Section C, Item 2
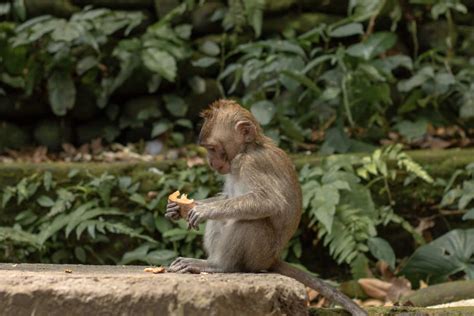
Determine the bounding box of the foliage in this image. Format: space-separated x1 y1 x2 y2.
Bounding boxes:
1 0 473 152
0 166 221 265
401 228 474 284
441 162 474 220
0 4 195 146
298 145 431 270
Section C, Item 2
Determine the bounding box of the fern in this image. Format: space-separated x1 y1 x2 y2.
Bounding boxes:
0 227 40 248
357 144 433 183
318 205 376 264
397 152 433 183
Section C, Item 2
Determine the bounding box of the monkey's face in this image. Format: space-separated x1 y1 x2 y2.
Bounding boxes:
203 142 231 174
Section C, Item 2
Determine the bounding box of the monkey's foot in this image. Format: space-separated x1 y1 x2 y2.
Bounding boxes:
168 257 207 274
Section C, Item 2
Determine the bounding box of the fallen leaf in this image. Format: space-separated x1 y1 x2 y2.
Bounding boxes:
64 269 73 273
362 299 384 307
358 278 391 299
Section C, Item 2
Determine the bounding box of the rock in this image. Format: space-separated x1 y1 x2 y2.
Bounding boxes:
0 263 307 316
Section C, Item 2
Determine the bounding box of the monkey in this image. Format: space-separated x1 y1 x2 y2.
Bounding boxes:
165 99 367 316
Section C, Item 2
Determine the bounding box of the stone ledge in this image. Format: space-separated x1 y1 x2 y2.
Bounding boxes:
0 263 307 316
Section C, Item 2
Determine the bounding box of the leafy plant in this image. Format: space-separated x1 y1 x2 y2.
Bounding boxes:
441 163 474 220
299 145 431 271
0 164 221 264
401 228 474 284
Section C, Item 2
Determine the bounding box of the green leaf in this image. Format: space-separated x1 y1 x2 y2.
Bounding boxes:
47 71 76 116
188 76 206 94
463 209 474 221
243 0 264 37
37 196 55 207
141 48 177 82
351 253 370 279
460 84 474 119
192 57 218 68
279 116 305 142
311 186 340 233
292 241 302 258
68 169 80 178
74 246 87 263
155 216 173 234
397 66 434 92
251 100 276 125
164 94 188 117
2 188 14 208
199 41 220 56
146 249 177 265
151 121 170 137
129 193 147 206
76 56 98 75
401 229 474 283
0 227 39 247
395 120 428 141
346 32 397 60
329 23 364 38
176 119 193 129
174 24 192 39
38 213 69 244
368 237 396 269
119 244 150 265
43 171 53 191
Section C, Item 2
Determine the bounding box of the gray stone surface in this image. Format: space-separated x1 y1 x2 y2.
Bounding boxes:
0 263 307 316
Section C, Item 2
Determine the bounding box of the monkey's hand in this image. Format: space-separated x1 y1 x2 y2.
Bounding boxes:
168 257 206 273
165 201 181 221
187 205 210 230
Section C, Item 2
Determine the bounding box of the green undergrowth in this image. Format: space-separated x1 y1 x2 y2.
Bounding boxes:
0 147 473 287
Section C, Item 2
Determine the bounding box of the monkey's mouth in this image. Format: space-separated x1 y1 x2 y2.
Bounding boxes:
217 164 230 174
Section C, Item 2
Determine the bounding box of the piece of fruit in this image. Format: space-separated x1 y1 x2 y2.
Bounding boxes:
168 190 196 218
144 267 166 274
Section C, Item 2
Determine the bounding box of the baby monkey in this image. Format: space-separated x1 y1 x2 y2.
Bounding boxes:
166 99 367 316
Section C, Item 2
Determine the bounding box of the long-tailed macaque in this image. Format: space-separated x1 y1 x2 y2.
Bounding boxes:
165 100 367 316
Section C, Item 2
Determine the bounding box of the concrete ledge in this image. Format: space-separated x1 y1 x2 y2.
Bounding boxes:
0 263 307 316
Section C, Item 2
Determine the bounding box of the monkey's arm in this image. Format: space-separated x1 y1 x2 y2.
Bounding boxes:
187 189 282 228
196 193 228 204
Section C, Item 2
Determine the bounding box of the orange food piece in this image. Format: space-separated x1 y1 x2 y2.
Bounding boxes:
144 267 166 274
168 190 196 218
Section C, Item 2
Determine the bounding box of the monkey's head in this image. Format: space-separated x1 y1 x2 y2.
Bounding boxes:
198 99 262 174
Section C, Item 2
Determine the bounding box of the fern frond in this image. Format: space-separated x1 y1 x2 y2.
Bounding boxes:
397 153 433 183
0 227 40 247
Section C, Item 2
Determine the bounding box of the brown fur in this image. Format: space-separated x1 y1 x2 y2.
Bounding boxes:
167 100 367 316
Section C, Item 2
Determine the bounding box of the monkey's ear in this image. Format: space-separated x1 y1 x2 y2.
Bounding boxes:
235 121 256 143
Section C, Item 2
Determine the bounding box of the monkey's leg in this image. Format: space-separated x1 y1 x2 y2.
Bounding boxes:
168 257 224 274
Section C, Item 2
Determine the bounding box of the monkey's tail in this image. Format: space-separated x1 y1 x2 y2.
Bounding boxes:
271 261 368 316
